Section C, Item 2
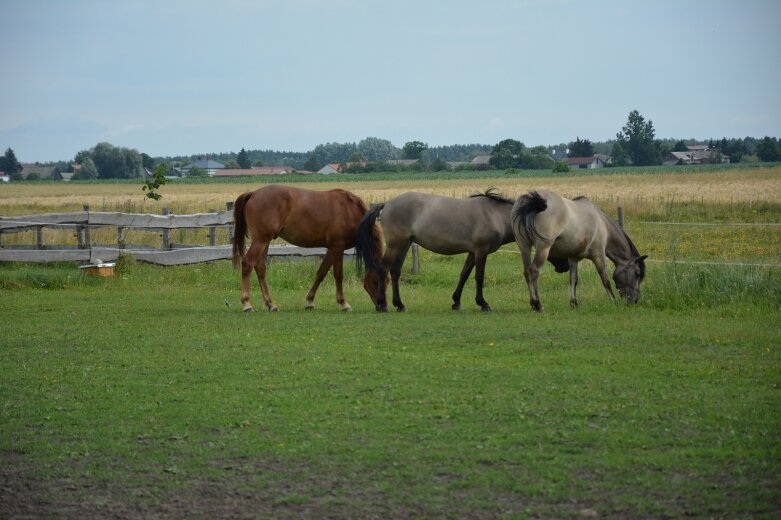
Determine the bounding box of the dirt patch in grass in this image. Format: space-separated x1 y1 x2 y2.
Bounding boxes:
0 452 535 519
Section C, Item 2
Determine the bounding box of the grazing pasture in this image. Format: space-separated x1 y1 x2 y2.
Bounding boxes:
1 166 780 518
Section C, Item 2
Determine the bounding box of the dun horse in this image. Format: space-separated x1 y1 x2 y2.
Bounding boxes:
355 189 515 312
232 185 383 312
512 190 647 311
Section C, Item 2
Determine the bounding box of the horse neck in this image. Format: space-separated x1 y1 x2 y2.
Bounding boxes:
499 202 516 243
602 212 635 266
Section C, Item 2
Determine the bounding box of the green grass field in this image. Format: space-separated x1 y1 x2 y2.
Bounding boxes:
2 169 781 518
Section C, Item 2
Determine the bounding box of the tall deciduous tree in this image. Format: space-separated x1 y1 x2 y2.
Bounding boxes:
613 110 661 166
402 141 428 160
489 138 524 169
568 137 594 157
756 136 780 162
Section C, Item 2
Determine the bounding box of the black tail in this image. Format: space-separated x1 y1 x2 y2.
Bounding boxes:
354 203 385 276
232 192 252 268
512 191 548 244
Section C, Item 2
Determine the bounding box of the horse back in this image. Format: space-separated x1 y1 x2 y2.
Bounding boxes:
242 185 366 248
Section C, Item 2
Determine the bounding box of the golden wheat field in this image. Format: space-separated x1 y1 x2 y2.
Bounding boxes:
1 166 780 216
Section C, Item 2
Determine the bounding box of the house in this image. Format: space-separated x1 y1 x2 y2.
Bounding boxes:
663 146 729 166
470 155 492 170
213 167 295 178
1 173 9 183
387 159 419 168
567 156 606 169
21 163 58 180
318 163 341 174
550 149 569 161
179 158 225 177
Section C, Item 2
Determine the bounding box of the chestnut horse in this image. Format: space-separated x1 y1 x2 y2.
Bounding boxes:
232 185 383 312
354 189 515 312
512 190 647 312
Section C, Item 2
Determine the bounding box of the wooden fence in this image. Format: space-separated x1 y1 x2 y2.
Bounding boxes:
0 203 360 266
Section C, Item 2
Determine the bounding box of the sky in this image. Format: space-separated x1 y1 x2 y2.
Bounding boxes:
2 0 780 163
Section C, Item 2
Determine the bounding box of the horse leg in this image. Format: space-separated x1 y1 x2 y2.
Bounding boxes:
568 259 579 308
474 251 492 312
330 248 352 312
528 245 551 312
240 242 260 312
387 243 411 312
304 249 334 310
451 253 475 310
254 243 278 311
592 255 617 302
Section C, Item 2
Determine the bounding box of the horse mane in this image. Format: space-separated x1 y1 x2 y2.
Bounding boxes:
354 203 386 276
469 187 514 205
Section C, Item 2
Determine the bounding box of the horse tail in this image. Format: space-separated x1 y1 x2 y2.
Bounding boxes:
232 192 253 268
512 191 548 243
354 203 385 276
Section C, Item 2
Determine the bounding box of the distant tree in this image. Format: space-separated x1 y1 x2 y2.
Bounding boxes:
303 155 319 172
490 139 525 169
348 151 366 164
756 136 780 162
252 159 264 167
402 141 428 160
72 157 98 180
141 153 155 170
613 110 660 166
358 137 398 161
187 166 208 177
568 137 594 157
727 139 746 163
224 160 240 169
553 160 570 173
237 148 251 169
672 140 688 152
85 142 143 179
430 157 450 172
0 148 22 175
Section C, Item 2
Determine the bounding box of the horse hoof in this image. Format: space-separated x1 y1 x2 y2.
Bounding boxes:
375 305 388 313
243 307 255 313
268 305 279 312
396 306 407 312
481 305 492 312
342 305 352 312
451 303 461 311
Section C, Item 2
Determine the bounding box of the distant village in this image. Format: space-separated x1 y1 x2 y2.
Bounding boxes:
1 144 730 183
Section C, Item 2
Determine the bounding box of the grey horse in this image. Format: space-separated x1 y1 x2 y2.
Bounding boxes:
355 189 515 312
512 190 647 312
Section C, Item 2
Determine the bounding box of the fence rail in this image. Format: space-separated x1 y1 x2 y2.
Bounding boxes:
0 204 357 266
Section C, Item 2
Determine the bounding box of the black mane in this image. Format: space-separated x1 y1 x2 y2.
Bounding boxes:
469 187 514 205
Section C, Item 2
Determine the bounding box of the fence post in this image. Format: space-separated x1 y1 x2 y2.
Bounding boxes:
162 208 171 249
117 227 125 249
36 226 44 250
411 243 420 274
226 201 234 243
78 204 91 249
617 207 624 230
208 208 217 246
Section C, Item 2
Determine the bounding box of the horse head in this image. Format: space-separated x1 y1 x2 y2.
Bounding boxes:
612 255 648 304
363 270 389 312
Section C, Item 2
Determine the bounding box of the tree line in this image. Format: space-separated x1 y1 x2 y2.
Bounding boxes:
3 110 780 180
